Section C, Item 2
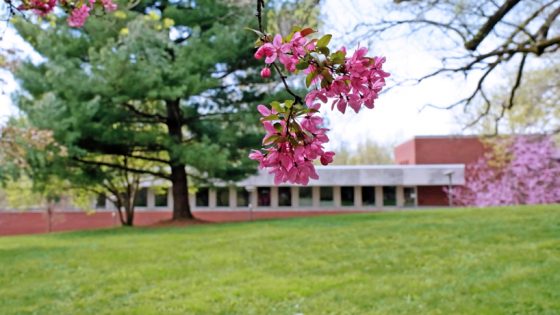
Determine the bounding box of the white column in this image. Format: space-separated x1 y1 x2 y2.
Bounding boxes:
354 186 362 208
312 186 320 208
229 187 236 209
271 187 278 208
291 187 298 208
188 193 195 210
375 186 383 208
333 186 341 208
147 188 155 209
250 188 258 209
396 186 405 207
209 189 216 208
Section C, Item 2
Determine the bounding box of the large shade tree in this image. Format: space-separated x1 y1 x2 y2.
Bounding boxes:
13 0 269 220
347 0 559 129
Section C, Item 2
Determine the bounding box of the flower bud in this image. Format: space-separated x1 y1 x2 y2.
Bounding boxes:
260 67 271 78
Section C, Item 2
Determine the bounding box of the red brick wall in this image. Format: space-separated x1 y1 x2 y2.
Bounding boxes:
394 139 415 164
395 136 485 165
417 186 449 206
394 136 486 206
0 210 366 236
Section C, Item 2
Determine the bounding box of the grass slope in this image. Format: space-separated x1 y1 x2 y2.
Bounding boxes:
1 205 559 315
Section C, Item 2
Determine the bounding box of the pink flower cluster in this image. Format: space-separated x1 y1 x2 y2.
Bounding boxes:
254 32 315 73
19 0 56 16
448 136 560 206
251 28 389 184
249 104 335 185
306 47 390 114
18 0 117 27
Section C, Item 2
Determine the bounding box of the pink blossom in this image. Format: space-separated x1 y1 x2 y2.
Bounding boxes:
101 0 117 11
18 0 56 16
249 103 334 185
68 5 91 28
448 136 560 206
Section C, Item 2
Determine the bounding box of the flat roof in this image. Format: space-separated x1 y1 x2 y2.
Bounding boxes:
237 164 465 187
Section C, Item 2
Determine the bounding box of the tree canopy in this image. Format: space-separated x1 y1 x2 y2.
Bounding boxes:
12 0 269 219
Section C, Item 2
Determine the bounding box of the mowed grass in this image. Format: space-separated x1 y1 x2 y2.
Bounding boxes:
1 205 559 315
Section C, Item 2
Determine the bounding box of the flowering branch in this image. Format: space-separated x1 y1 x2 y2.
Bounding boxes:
249 0 390 185
9 0 117 27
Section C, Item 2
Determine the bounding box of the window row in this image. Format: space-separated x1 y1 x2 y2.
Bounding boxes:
195 186 417 208
95 188 169 209
96 186 418 209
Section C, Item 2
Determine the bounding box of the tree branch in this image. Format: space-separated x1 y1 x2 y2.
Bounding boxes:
464 0 522 50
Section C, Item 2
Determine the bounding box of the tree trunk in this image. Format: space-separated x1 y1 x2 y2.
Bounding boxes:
124 204 134 226
171 165 192 219
166 99 193 220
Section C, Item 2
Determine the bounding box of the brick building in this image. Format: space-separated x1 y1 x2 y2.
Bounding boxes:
394 135 485 206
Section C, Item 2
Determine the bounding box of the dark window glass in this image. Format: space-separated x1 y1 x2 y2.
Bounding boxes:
278 187 292 207
257 187 271 207
237 188 249 207
216 187 230 207
341 186 354 206
404 187 416 207
134 188 148 207
383 186 397 206
196 188 209 207
362 187 376 206
95 194 106 209
299 187 313 207
155 189 168 207
320 187 334 207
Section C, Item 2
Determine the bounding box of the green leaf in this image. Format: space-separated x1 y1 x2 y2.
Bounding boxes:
284 100 295 109
245 27 265 37
263 134 280 145
317 34 332 48
296 60 310 70
331 51 345 64
261 114 279 121
270 101 283 113
318 46 330 56
306 71 318 88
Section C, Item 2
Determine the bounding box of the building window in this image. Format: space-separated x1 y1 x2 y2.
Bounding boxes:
404 187 416 207
257 187 271 207
341 186 354 206
95 194 106 209
216 187 230 207
383 186 397 206
154 189 168 207
237 188 249 207
299 187 313 207
362 186 376 206
278 187 291 207
196 188 209 207
134 188 148 207
320 187 334 207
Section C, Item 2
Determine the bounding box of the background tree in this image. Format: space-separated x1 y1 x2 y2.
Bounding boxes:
348 0 560 128
332 140 393 165
459 61 560 135
0 118 93 232
12 0 268 220
448 136 560 206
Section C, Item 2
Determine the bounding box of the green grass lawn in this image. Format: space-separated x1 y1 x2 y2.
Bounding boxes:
1 205 559 315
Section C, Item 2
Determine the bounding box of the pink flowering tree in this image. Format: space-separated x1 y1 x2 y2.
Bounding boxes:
5 0 116 27
249 0 390 185
448 136 560 207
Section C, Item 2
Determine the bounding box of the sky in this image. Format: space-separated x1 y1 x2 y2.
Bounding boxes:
0 0 474 150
